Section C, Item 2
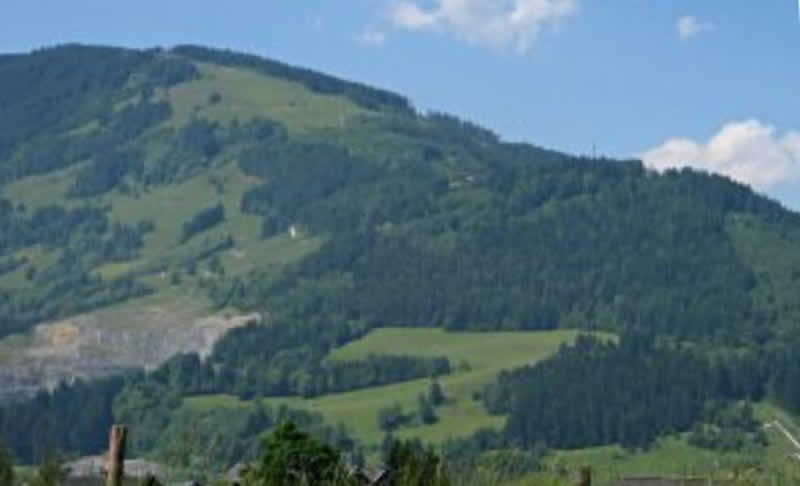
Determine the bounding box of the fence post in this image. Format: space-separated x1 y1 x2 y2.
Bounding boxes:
106 425 127 486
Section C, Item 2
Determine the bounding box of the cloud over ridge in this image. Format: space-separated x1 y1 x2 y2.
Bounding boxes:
641 120 800 190
388 0 579 52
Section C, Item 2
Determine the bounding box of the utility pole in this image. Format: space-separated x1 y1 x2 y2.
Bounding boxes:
106 425 128 486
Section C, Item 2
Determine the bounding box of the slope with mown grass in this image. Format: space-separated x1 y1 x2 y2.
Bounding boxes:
185 328 604 447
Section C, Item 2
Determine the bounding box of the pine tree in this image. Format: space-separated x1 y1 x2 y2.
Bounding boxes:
249 422 343 486
429 380 445 406
381 433 395 463
0 438 12 486
418 393 438 425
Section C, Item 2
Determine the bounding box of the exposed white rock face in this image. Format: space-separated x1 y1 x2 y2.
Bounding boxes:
0 299 261 401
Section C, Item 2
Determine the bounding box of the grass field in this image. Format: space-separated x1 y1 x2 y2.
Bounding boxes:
96 159 324 282
3 151 320 298
543 437 761 484
166 63 368 133
1 162 88 210
187 328 610 447
0 246 61 291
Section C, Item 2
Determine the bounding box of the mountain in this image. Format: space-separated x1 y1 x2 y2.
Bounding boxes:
0 44 416 396
4 44 800 471
3 44 799 338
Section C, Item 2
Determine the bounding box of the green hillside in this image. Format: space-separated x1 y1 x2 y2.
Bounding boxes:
2 44 800 343
3 44 800 481
186 328 597 446
519 403 800 485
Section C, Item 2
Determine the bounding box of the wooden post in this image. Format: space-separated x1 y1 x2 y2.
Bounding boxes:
106 425 127 486
576 466 591 486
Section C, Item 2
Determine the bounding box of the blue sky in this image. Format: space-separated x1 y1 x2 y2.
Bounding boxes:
3 1 800 208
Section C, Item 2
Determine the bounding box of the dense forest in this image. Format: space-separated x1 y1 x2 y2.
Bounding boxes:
259 163 792 341
215 113 800 344
482 333 772 450
181 203 226 243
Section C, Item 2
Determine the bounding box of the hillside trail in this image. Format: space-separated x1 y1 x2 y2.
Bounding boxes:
764 420 800 460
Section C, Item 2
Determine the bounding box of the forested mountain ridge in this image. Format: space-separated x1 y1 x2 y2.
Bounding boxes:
1 42 800 393
2 43 799 345
4 44 800 474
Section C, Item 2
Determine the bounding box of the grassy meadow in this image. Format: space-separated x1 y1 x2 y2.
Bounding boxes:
187 328 608 447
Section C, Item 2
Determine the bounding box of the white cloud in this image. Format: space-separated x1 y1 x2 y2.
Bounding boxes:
677 15 715 40
391 2 438 29
388 0 579 53
358 29 388 46
641 120 800 190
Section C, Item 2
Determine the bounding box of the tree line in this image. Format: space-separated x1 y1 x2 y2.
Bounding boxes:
480 332 781 452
